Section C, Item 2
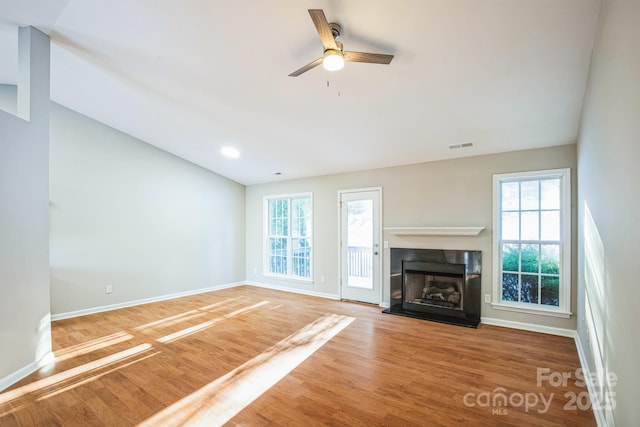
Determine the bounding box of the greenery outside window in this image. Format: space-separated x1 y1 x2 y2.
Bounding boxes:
264 193 312 281
492 169 571 317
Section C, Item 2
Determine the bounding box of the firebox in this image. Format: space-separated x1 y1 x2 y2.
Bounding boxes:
385 248 481 327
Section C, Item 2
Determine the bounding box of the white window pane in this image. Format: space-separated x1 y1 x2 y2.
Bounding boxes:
520 274 539 304
292 201 301 237
502 243 519 272
521 180 539 210
541 276 560 306
292 238 311 277
279 199 288 220
502 273 518 302
502 212 519 240
541 179 560 210
541 210 560 241
347 200 373 247
292 197 311 237
521 211 539 240
521 244 540 273
501 182 519 211
541 244 560 274
281 214 288 236
269 238 287 275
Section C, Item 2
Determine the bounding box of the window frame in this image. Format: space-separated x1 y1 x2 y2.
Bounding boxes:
492 168 572 318
263 193 313 283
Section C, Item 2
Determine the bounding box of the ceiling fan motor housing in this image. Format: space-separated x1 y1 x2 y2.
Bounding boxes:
328 41 344 54
329 22 342 40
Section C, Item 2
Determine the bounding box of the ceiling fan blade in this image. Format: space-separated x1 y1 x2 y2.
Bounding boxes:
344 51 394 64
289 57 323 77
308 9 337 50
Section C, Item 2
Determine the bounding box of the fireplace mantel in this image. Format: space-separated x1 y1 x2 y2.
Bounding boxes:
384 226 485 236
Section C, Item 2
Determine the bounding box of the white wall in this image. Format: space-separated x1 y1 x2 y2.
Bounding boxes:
0 28 51 389
50 104 246 316
246 144 577 329
577 0 640 424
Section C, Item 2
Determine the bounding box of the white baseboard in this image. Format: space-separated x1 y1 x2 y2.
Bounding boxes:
574 334 609 427
51 280 389 322
248 281 340 301
480 316 577 338
0 351 54 393
51 281 244 321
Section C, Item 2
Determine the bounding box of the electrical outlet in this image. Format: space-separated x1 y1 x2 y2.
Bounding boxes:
106 285 113 294
484 294 492 304
383 240 389 248
320 275 325 283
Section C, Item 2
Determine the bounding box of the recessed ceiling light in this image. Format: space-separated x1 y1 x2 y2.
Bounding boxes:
221 146 240 159
273 172 283 176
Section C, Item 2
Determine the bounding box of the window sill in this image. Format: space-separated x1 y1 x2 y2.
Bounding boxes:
262 273 314 285
491 302 572 318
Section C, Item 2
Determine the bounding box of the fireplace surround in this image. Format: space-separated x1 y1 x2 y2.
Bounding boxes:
384 248 482 327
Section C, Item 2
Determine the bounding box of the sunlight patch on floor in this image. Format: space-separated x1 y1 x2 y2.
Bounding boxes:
140 313 354 427
198 298 241 311
55 331 134 362
36 351 160 402
0 344 151 405
156 301 270 344
133 310 201 331
55 331 132 357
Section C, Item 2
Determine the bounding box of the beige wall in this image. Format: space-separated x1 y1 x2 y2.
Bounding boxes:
0 85 17 114
577 0 640 424
0 28 51 389
50 104 246 316
246 144 577 330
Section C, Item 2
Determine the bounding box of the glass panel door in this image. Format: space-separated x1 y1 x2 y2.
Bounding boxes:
340 189 381 304
345 199 374 289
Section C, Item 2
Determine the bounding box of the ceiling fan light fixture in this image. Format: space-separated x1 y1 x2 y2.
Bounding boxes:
322 49 344 71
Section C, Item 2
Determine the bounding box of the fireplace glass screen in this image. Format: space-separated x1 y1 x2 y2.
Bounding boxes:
404 271 464 311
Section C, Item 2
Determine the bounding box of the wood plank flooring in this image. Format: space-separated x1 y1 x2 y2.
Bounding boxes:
0 286 596 426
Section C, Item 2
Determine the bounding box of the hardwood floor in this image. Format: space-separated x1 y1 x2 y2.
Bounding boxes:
0 286 595 426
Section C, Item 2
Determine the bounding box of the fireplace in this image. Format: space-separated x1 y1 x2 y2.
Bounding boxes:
384 248 481 327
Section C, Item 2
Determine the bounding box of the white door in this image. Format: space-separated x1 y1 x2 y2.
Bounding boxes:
339 189 381 304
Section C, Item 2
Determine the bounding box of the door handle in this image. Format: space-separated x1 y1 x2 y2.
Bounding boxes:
374 251 379 255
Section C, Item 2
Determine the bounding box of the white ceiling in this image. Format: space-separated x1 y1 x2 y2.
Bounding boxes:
0 0 601 185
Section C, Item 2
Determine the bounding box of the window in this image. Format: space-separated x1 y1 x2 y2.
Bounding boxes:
264 194 312 280
493 169 571 317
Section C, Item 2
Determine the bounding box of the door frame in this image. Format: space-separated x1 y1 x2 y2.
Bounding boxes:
337 187 383 305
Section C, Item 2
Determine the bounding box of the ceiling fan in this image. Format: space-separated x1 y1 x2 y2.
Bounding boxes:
289 9 394 77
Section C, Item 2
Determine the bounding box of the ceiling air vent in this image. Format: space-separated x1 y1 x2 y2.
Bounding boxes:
449 143 474 149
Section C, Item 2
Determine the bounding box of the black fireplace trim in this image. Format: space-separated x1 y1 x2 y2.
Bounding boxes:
384 248 482 328
382 306 479 328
